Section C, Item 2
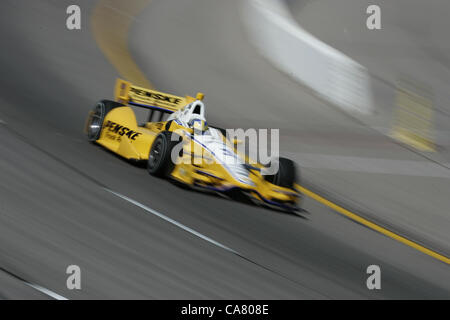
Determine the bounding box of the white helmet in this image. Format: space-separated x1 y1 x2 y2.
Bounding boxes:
167 100 208 131
184 100 208 132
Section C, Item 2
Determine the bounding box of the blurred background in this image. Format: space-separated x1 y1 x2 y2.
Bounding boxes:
0 0 448 299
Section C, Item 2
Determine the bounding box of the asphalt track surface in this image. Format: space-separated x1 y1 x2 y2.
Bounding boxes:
0 0 448 299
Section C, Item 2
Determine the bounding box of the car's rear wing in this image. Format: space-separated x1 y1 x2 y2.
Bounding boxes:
114 78 204 114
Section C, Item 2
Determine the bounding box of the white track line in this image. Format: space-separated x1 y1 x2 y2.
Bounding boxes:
0 267 68 300
105 189 239 255
25 283 68 300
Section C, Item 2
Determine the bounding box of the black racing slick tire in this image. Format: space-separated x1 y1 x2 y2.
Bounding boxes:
264 157 298 189
147 131 182 177
86 100 124 142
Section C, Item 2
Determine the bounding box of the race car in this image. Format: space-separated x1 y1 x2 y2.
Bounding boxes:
86 79 301 211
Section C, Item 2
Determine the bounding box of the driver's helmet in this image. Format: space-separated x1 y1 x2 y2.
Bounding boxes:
185 100 208 132
188 114 208 132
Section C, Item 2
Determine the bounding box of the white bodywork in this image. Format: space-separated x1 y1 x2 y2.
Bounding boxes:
168 100 207 128
170 100 253 185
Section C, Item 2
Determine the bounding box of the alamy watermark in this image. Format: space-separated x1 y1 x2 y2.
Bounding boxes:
366 265 381 290
170 128 280 175
66 5 81 30
366 5 381 30
66 265 81 290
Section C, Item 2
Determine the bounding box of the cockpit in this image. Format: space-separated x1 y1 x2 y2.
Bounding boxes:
170 100 208 132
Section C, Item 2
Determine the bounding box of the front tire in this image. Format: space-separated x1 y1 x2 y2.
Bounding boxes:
147 131 182 177
86 100 124 142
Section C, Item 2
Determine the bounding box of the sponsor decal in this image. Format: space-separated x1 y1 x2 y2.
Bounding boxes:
130 87 183 106
103 120 142 140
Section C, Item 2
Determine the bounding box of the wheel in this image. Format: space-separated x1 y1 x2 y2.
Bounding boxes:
86 100 124 142
264 157 298 189
147 131 182 177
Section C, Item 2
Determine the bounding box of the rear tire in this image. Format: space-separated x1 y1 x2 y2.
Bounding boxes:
86 100 124 142
264 157 298 189
147 131 182 177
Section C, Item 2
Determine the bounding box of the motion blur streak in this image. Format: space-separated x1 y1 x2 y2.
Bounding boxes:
92 0 449 265
91 0 153 88
0 265 67 300
0 0 449 299
26 283 68 301
105 189 239 254
295 185 450 265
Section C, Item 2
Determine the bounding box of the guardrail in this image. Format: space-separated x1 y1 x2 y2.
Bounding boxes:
242 0 374 114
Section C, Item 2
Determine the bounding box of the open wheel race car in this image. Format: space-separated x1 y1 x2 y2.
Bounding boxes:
86 79 302 212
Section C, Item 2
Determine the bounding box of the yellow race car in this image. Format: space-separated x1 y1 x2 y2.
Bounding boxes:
86 79 301 212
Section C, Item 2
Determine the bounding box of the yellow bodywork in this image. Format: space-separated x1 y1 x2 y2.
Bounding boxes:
97 79 202 159
92 79 301 210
